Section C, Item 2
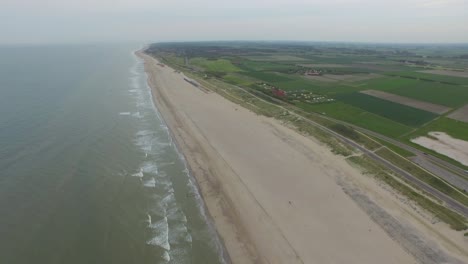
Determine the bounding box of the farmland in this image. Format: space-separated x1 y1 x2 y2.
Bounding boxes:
448 105 468 123
406 117 468 142
190 57 240 72
147 42 468 166
240 71 292 82
421 69 468 78
336 93 437 126
298 101 412 137
360 89 450 114
385 71 468 85
358 77 468 107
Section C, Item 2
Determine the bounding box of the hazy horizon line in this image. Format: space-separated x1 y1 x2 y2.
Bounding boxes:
2 39 468 47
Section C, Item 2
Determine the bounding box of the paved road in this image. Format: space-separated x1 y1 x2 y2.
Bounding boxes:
411 156 468 191
283 102 468 190
294 112 468 218
212 83 468 218
350 125 467 177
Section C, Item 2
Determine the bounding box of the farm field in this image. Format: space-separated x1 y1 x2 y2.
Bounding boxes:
297 101 412 137
360 90 450 114
238 60 298 72
190 57 240 72
299 63 350 68
240 71 292 82
243 55 307 61
358 77 468 107
448 104 468 123
420 69 468 78
148 42 468 167
385 71 468 85
335 92 437 126
406 117 468 142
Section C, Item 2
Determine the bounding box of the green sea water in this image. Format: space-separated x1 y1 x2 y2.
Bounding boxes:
0 44 225 264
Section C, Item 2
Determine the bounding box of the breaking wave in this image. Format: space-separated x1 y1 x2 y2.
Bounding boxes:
127 50 226 263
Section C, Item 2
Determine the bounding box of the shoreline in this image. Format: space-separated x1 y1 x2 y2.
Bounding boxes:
137 50 232 263
137 51 307 263
137 50 466 263
137 48 236 264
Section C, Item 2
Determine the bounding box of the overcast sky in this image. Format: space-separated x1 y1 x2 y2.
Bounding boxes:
2 0 468 44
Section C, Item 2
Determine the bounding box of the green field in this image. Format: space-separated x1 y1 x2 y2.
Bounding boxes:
222 73 256 86
336 93 437 126
190 57 240 72
385 71 468 85
238 60 299 72
241 71 292 82
406 117 468 142
297 102 412 137
359 77 468 107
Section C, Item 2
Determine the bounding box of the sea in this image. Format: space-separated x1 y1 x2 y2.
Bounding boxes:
0 44 225 264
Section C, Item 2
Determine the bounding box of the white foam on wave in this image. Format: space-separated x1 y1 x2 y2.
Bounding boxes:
168 221 191 244
136 101 146 108
162 251 170 262
147 216 170 251
141 161 158 174
134 135 168 156
186 233 192 243
144 177 156 188
131 169 143 177
179 163 229 263
130 76 139 89
156 178 173 194
147 214 152 225
134 135 153 153
119 112 131 115
161 192 176 206
129 63 139 76
132 112 143 119
136 130 153 136
131 51 228 262
167 208 187 223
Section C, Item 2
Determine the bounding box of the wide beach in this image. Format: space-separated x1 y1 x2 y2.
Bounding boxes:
138 51 424 263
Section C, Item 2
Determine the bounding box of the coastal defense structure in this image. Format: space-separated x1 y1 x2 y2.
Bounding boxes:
184 78 200 87
182 77 211 93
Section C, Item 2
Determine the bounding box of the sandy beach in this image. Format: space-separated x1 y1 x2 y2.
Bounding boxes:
137 51 467 263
